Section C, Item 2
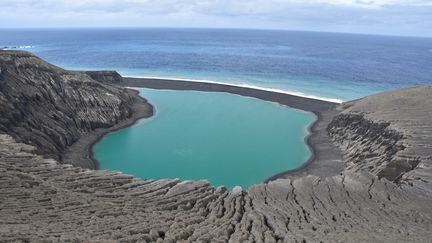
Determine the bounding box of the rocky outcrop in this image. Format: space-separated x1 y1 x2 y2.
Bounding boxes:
85 71 124 84
328 114 410 180
328 87 432 196
0 51 135 161
0 51 431 242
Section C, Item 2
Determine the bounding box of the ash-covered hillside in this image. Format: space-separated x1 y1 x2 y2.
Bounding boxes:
0 51 430 242
0 51 136 162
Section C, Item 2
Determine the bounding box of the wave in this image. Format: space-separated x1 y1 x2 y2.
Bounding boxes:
126 75 345 104
2 45 34 50
19 45 34 49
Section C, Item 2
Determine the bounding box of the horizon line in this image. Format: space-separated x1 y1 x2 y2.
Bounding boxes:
0 26 431 39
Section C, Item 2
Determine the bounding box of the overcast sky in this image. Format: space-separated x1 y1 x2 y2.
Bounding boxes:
1 0 431 37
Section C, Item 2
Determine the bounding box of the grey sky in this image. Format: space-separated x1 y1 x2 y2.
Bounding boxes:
1 0 431 37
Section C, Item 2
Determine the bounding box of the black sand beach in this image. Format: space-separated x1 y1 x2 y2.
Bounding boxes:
124 77 337 112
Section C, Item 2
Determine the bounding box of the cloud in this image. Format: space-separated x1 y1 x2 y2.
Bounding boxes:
2 0 431 14
0 0 431 37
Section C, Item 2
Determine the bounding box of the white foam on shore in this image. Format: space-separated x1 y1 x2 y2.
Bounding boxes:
18 45 34 49
126 75 344 104
3 45 35 50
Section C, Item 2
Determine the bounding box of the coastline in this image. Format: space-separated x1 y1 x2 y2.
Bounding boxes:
120 77 344 180
125 76 344 103
124 77 338 113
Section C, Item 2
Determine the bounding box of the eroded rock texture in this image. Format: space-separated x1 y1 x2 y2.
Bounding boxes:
1 134 431 242
328 87 432 196
0 51 431 242
0 51 134 160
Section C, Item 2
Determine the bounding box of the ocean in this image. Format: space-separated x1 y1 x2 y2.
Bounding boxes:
1 28 431 101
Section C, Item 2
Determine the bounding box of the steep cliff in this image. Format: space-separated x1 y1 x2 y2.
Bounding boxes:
0 51 431 242
0 51 134 161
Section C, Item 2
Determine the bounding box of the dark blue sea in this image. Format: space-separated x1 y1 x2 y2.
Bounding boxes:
1 28 431 101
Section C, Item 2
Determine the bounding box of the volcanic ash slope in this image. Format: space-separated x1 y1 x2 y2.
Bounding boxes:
0 51 431 242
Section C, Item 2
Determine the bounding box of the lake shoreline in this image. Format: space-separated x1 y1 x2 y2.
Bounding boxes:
114 77 344 181
66 75 344 181
62 88 154 169
67 75 344 180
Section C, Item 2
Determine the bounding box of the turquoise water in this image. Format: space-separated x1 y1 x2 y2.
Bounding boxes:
93 89 315 189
